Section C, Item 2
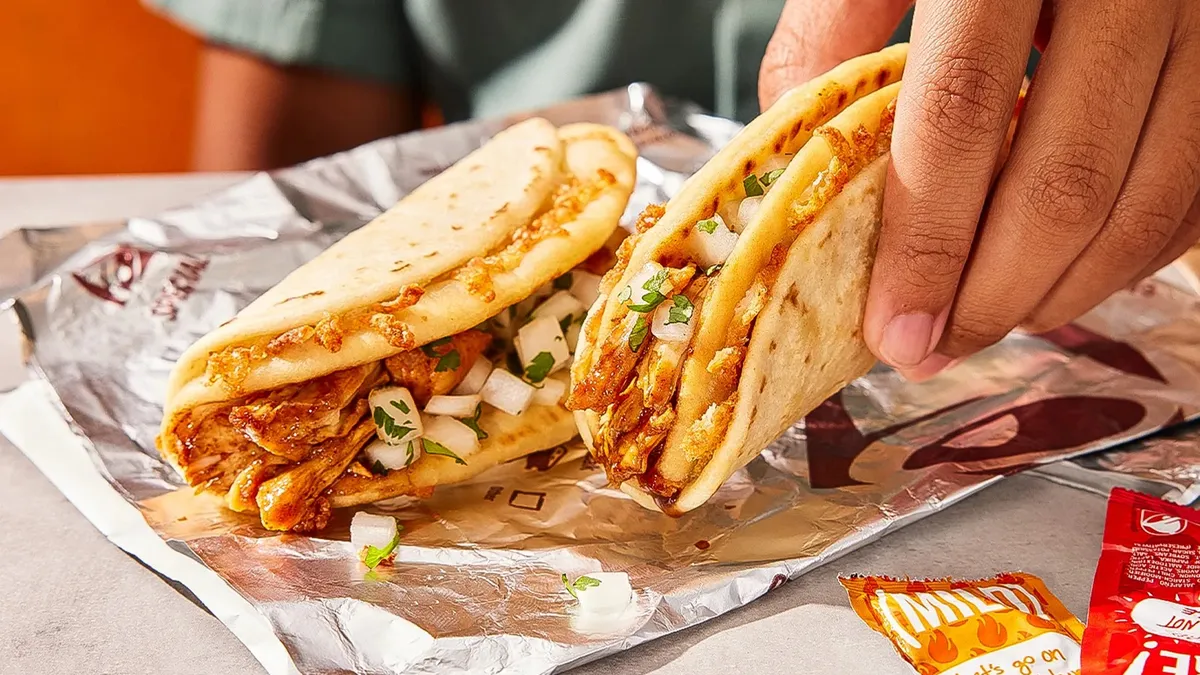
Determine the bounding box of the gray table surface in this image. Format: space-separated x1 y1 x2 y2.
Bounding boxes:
0 175 1105 675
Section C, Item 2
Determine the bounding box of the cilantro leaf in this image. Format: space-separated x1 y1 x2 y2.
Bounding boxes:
435 349 461 373
627 268 669 313
361 530 401 569
373 406 413 440
420 336 453 358
524 351 556 383
696 218 719 234
743 174 764 197
391 399 410 414
666 295 693 325
760 168 785 186
561 573 603 599
628 316 649 353
460 403 488 440
553 273 573 291
423 438 466 465
371 460 388 475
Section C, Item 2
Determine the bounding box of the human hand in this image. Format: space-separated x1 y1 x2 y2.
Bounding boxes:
760 0 1200 380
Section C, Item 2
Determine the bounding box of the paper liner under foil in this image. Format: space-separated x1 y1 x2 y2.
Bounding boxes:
3 84 1200 674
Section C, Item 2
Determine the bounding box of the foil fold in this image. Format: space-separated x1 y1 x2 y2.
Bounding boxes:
3 84 1200 674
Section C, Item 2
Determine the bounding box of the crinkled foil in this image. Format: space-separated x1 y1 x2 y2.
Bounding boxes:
4 85 1200 674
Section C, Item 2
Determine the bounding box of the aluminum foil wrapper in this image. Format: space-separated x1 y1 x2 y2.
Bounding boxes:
4 85 1200 674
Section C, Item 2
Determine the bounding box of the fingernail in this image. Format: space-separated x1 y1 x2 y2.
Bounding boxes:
898 353 955 383
878 312 937 368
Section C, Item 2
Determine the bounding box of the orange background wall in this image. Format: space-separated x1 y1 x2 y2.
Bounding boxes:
0 0 201 176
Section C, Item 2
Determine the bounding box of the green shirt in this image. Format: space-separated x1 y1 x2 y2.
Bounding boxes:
148 0 792 122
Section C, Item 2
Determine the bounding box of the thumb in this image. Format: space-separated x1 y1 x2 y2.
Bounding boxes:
759 0 914 111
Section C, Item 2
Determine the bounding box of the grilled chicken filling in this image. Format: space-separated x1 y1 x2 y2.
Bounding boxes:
176 330 491 531
572 113 895 501
171 254 609 531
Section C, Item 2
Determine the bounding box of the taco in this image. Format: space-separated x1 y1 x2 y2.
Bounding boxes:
567 46 907 514
158 118 637 531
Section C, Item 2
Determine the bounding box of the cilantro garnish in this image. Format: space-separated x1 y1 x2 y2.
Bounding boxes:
423 438 466 465
460 403 488 440
666 295 693 325
627 268 669 313
371 459 388 475
743 174 764 197
391 399 410 415
760 168 785 186
373 406 414 441
421 337 461 372
524 351 556 383
561 573 602 599
362 530 402 569
696 218 719 234
705 263 723 276
553 273 573 291
435 349 460 372
420 336 452 357
628 316 649 353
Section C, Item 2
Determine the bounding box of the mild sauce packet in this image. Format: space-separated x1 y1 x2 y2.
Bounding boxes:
1085 488 1200 673
841 573 1083 674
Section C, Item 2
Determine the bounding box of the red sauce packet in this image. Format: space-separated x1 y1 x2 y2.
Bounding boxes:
1085 488 1200 673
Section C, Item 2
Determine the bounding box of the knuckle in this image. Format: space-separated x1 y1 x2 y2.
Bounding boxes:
1019 140 1119 234
942 307 1011 356
911 42 1016 155
887 221 973 291
1104 191 1185 261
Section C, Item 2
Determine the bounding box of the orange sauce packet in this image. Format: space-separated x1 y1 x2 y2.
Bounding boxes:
840 573 1084 674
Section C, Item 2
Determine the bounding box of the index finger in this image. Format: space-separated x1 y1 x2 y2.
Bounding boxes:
863 0 1039 368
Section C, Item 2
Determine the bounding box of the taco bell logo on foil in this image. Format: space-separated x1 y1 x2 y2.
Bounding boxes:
72 245 155 307
73 245 209 321
1141 510 1187 536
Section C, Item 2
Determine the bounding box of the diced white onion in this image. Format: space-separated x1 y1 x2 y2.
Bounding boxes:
689 215 739 268
622 262 665 307
451 357 492 395
350 512 398 551
532 291 586 324
364 437 421 471
532 377 567 406
480 368 536 416
422 415 481 459
367 386 422 446
569 271 603 307
575 572 633 615
734 196 763 231
424 394 481 418
516 317 570 376
651 299 694 342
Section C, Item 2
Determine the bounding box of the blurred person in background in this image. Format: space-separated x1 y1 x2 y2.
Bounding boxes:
147 0 794 171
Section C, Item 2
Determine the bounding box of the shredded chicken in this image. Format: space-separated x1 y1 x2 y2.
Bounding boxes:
568 264 697 411
383 329 491 405
255 416 377 531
